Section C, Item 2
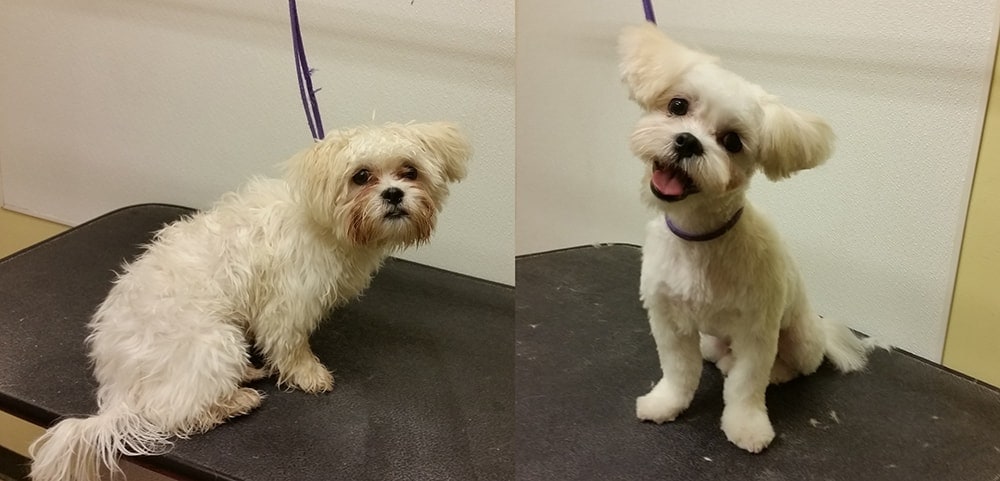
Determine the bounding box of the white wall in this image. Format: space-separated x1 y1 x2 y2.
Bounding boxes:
517 1 998 361
0 0 514 284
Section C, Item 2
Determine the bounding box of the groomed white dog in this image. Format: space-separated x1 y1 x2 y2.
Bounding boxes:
29 122 470 480
618 24 873 453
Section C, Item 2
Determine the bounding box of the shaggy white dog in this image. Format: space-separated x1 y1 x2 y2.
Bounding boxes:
29 122 470 480
619 24 874 453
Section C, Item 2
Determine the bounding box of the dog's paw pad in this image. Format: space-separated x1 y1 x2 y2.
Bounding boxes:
636 392 687 424
722 407 775 453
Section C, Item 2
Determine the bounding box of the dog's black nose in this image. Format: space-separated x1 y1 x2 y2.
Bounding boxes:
381 187 404 205
674 132 704 159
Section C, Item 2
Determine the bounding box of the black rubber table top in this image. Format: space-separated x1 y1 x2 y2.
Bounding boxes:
0 204 514 481
515 245 1000 481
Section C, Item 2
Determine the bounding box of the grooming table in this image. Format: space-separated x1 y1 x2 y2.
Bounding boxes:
515 245 1000 481
0 204 513 481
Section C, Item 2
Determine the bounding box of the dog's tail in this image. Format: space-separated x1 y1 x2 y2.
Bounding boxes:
821 317 880 373
29 403 170 481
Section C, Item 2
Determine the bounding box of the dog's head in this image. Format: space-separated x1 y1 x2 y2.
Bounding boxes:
619 23 833 209
285 122 470 249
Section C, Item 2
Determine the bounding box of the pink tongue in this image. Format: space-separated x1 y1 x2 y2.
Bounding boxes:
652 168 684 196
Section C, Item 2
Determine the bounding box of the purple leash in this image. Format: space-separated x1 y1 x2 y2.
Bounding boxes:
289 0 325 141
642 0 657 24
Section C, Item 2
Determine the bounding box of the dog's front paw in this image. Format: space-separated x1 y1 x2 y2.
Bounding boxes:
721 405 775 453
282 359 334 393
636 383 691 423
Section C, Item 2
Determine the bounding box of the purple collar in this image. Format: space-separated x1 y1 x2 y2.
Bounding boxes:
665 207 744 242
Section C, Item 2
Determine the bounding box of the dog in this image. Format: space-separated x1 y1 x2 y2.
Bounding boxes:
29 122 470 480
618 23 873 453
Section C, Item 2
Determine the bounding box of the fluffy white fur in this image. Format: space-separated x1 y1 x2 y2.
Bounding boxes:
619 24 874 453
29 122 470 480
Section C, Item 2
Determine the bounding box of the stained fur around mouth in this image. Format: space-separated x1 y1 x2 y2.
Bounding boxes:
650 158 699 202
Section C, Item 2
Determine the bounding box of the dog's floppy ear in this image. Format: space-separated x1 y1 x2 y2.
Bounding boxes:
282 130 352 223
410 122 471 183
757 101 834 180
618 23 715 110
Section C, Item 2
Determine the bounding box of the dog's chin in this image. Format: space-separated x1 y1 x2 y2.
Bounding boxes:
649 160 699 202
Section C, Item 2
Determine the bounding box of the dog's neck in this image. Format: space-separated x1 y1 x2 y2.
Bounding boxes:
661 193 745 242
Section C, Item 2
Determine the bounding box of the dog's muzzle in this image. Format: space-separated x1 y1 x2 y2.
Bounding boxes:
381 187 410 218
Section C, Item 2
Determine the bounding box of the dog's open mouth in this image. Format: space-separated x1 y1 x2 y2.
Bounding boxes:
650 160 698 202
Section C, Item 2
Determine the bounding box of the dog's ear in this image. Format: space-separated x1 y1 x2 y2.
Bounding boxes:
757 101 834 180
618 23 715 110
410 122 471 183
283 130 352 221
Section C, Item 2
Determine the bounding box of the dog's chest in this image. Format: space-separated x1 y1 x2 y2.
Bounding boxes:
639 222 756 313
641 240 716 303
324 253 384 307
640 242 750 336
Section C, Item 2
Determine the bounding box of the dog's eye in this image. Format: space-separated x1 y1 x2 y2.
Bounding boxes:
667 98 688 116
720 132 743 153
402 165 418 180
351 169 371 186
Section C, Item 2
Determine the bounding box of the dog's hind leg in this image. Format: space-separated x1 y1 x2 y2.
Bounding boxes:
703 334 794 384
192 388 263 433
699 333 729 362
776 294 825 378
717 295 822 385
242 364 271 383
122 319 255 438
713 351 797 385
768 357 799 384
